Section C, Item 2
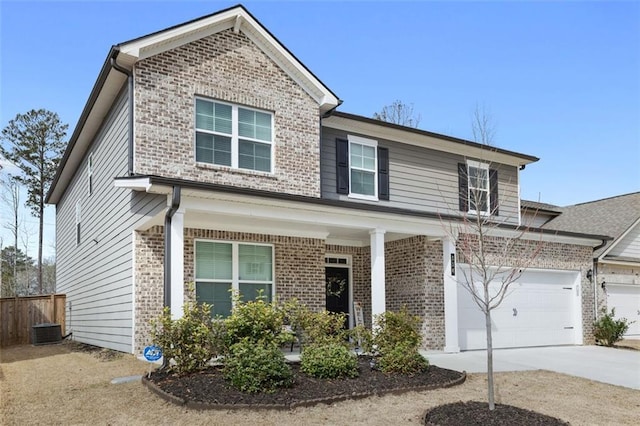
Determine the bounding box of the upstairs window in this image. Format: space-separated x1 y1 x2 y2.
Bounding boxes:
458 160 499 215
350 139 377 198
336 135 389 201
195 98 273 173
75 201 81 246
195 240 274 318
87 153 93 195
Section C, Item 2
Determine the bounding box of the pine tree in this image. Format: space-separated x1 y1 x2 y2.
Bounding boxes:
1 109 67 293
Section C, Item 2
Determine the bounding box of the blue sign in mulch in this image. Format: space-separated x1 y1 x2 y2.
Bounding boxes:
143 345 163 362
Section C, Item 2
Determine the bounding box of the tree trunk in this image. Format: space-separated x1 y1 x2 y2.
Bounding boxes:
38 185 44 294
486 309 495 410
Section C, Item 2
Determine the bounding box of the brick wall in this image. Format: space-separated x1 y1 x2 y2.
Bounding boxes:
384 236 445 350
134 226 165 354
134 29 321 197
133 227 325 353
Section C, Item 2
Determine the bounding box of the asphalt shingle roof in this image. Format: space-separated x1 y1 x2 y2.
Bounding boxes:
542 192 640 257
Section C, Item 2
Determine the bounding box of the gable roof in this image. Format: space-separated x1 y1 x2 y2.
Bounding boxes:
116 4 339 110
323 112 539 168
521 200 563 214
46 4 340 204
542 192 640 258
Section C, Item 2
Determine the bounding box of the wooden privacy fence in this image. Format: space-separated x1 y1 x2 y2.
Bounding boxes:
0 294 66 347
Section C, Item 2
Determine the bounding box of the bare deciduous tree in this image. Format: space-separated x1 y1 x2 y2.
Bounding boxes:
441 106 543 410
373 100 421 128
1 173 22 294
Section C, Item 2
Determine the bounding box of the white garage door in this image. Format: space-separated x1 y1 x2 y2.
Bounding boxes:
458 269 581 350
607 285 640 338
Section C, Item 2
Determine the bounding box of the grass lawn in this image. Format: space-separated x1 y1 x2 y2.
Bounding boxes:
1 343 638 425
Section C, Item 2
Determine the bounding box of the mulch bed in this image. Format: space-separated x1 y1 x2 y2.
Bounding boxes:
144 356 466 409
424 401 569 425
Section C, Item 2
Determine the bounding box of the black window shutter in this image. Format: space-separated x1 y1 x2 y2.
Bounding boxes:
489 169 499 215
378 147 389 200
458 163 468 212
336 138 349 194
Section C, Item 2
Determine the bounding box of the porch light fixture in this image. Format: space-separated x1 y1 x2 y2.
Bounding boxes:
601 280 606 290
586 269 593 282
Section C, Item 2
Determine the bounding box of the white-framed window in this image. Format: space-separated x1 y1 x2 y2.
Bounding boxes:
87 153 93 196
467 160 490 214
195 240 274 317
348 135 378 200
195 98 273 173
75 201 81 246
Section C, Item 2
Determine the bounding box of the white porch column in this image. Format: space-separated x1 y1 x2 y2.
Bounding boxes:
370 229 386 321
443 236 460 353
170 208 185 320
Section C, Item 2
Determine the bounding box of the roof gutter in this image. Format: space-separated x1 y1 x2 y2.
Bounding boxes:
46 47 120 204
593 239 608 253
110 53 134 176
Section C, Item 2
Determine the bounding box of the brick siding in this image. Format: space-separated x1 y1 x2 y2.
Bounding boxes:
133 29 321 197
133 227 325 353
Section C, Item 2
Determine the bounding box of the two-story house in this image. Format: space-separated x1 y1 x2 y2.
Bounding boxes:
47 5 608 354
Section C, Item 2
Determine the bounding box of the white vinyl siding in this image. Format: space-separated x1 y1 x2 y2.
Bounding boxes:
195 98 273 172
195 240 274 317
608 222 640 259
55 89 166 353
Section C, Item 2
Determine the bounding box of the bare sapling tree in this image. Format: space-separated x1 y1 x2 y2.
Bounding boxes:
441 105 543 410
1 109 67 293
1 173 22 295
373 100 422 128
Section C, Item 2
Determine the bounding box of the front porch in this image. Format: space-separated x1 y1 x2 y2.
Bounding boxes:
126 183 460 355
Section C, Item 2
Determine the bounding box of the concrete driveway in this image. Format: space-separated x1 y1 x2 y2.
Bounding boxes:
422 345 640 390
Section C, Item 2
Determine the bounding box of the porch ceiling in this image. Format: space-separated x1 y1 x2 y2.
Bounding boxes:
137 189 446 246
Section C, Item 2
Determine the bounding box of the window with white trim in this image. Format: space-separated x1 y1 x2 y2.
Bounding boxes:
87 153 93 195
195 98 273 172
349 135 378 199
467 160 490 214
75 201 81 246
195 240 274 317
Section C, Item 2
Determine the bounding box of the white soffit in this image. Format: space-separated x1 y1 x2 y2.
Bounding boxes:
117 7 338 112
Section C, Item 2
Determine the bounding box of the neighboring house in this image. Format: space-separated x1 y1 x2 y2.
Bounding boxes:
47 5 607 354
539 193 640 338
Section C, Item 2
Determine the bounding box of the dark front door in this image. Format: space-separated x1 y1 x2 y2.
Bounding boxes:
325 266 350 329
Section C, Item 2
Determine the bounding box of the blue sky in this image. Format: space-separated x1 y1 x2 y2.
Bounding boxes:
1 1 639 257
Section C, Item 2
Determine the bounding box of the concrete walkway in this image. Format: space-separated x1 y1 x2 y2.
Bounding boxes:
422 345 640 390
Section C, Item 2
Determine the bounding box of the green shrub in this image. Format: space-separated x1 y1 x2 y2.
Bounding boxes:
283 299 348 346
301 343 359 379
349 324 373 353
377 342 429 375
223 338 293 393
374 308 422 352
594 308 634 347
224 294 288 349
372 308 428 375
150 302 218 374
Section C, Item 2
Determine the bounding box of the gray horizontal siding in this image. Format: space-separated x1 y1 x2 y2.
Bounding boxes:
610 223 640 259
55 89 166 353
321 126 520 225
